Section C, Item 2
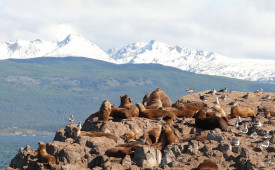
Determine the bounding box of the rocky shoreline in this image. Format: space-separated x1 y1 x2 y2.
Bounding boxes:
6 90 275 169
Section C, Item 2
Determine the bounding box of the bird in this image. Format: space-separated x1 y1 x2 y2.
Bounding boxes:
186 88 194 94
229 99 238 106
214 97 219 104
199 94 207 101
77 122 82 130
219 94 227 100
250 132 258 137
231 138 240 146
263 131 271 139
236 116 242 123
261 139 269 149
218 87 228 93
68 114 74 124
268 155 274 166
240 123 248 134
242 93 249 99
207 89 217 95
262 94 271 100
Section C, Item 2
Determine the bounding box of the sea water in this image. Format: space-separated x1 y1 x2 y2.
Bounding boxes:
0 135 53 169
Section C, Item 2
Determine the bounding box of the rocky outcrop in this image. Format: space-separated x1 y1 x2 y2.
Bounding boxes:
6 90 275 169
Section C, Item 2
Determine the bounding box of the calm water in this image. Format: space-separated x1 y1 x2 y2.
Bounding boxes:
0 135 53 169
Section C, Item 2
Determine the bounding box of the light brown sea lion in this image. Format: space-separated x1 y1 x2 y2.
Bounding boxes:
38 141 56 165
207 104 228 121
142 92 151 106
99 100 112 122
144 125 162 145
121 129 140 141
78 130 117 142
119 94 139 117
263 106 275 117
147 88 172 108
197 159 219 170
231 105 257 117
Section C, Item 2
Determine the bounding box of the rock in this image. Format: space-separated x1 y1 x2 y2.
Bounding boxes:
133 145 162 168
207 129 223 142
54 128 67 142
161 143 187 166
61 164 90 170
121 155 131 169
9 145 38 169
64 124 79 140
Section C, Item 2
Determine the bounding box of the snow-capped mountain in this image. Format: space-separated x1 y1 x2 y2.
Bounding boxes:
0 35 275 83
0 34 114 62
108 40 275 83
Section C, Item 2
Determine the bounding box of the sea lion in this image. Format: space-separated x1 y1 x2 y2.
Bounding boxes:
147 88 172 108
197 159 219 170
231 105 257 117
159 122 178 152
142 92 151 106
99 100 112 122
111 107 132 120
161 107 196 118
144 125 162 144
77 127 117 142
263 106 275 117
119 94 139 117
194 109 227 131
105 146 135 158
207 104 228 121
38 141 56 165
136 103 176 120
121 129 140 141
173 101 207 111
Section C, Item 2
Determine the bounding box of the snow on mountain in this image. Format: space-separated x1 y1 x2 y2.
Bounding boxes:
108 40 275 83
0 35 274 83
0 34 114 62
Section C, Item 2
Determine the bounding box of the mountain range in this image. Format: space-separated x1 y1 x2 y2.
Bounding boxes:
0 34 274 83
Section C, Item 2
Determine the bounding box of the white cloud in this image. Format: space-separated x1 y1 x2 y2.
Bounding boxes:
0 0 274 60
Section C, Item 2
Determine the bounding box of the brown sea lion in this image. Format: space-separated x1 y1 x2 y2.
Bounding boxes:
159 122 178 152
111 107 132 120
161 107 196 118
194 109 227 131
147 88 172 108
119 94 139 117
136 103 176 120
99 100 112 122
105 146 135 158
144 125 162 144
38 141 56 165
207 104 228 121
197 159 219 170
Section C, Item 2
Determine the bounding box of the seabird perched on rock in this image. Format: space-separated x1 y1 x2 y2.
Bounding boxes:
229 99 238 106
68 114 74 124
219 94 227 100
262 94 271 100
261 139 269 149
77 122 82 130
250 132 258 137
186 88 194 94
231 138 240 146
199 94 207 101
263 131 271 139
214 97 219 104
207 89 217 95
218 87 228 93
242 93 249 99
254 88 263 93
268 155 274 166
240 123 248 134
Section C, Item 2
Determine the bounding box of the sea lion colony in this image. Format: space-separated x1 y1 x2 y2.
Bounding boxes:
7 87 275 169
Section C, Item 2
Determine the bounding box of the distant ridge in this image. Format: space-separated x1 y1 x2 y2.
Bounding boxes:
0 35 275 83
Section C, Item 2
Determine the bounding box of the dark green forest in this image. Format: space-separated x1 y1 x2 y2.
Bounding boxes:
0 57 274 133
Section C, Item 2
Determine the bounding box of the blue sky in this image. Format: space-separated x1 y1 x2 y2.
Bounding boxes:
0 0 274 60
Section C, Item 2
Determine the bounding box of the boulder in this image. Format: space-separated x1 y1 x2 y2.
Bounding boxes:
133 145 162 169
